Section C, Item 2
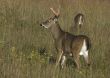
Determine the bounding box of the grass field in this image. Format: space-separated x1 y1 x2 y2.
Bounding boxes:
0 0 110 78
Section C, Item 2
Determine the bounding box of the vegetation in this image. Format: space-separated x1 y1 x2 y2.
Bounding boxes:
0 0 110 78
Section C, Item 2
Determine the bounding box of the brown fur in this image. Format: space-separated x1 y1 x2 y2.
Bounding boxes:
40 15 91 69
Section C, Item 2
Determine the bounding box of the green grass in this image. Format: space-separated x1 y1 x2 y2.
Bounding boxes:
0 0 110 78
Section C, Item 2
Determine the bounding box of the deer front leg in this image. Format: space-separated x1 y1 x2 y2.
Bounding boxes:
52 50 63 78
55 50 63 68
60 55 66 69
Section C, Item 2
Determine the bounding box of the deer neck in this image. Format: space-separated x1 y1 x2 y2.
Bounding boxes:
49 22 64 40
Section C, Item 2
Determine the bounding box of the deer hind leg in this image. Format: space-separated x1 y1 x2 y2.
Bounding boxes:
79 40 90 66
73 55 80 69
83 50 90 66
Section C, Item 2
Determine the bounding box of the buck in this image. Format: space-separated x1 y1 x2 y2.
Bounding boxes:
40 8 91 69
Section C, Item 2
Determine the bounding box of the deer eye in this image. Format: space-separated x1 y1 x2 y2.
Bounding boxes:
48 20 51 22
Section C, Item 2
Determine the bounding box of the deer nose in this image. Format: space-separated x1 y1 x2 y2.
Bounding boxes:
40 23 42 26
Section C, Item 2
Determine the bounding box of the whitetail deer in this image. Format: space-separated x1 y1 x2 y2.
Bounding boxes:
73 13 85 34
40 8 91 69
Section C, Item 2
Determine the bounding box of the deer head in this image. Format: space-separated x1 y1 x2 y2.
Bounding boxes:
40 8 60 28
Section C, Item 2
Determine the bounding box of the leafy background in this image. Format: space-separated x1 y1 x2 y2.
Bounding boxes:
0 0 110 78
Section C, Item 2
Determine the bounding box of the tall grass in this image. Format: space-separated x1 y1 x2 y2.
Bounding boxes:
0 0 110 78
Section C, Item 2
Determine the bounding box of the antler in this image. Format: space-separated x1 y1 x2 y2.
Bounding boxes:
50 8 60 17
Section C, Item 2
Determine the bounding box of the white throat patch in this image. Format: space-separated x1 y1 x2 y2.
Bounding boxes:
42 24 48 29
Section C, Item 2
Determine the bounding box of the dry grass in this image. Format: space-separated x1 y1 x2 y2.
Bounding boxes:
0 0 110 78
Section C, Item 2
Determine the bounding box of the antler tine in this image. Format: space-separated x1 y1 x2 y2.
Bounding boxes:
57 8 60 16
50 8 60 16
57 4 61 16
